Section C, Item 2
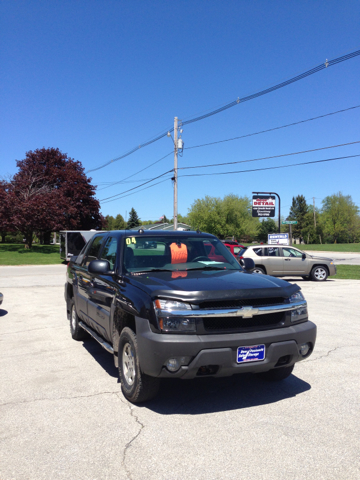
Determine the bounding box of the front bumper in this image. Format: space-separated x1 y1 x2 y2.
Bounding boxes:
135 317 317 379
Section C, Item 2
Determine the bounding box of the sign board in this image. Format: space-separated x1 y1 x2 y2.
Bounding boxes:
252 195 275 217
282 221 298 225
268 233 289 245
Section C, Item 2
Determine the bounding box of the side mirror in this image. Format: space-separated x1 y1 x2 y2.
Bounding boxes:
302 253 306 260
88 259 112 275
240 257 255 272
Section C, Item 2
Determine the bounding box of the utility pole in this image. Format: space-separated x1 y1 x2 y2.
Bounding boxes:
313 197 316 228
173 116 178 231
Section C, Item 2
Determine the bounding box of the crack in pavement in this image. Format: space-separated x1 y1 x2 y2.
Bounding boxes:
305 344 358 363
0 391 119 408
119 393 145 480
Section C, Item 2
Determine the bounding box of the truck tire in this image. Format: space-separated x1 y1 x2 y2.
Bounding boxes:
70 299 87 341
118 327 160 403
256 365 294 381
311 266 328 281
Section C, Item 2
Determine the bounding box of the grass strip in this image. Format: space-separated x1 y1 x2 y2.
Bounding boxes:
330 265 360 280
0 244 62 265
296 244 360 253
243 243 360 253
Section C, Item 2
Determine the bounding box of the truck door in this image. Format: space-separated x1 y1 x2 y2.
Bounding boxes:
75 235 106 325
87 236 118 341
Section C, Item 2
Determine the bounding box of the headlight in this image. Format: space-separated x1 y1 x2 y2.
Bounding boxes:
289 291 308 322
153 299 196 333
154 299 191 311
289 291 305 303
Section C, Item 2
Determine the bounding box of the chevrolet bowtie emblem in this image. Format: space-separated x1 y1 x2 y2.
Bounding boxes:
237 306 258 318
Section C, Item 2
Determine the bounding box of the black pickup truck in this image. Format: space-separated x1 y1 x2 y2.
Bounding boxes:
65 230 316 403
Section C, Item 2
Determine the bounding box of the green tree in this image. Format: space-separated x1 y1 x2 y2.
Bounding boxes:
288 195 308 239
177 213 190 225
188 196 224 237
127 207 141 229
321 192 359 243
187 194 259 240
257 218 277 242
113 214 126 230
105 215 115 230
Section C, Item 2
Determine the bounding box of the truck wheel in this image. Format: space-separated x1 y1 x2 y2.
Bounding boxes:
253 267 265 275
256 365 294 381
118 327 160 403
311 266 328 281
70 299 87 341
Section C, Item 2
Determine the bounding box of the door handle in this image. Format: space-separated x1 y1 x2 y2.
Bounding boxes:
285 259 291 261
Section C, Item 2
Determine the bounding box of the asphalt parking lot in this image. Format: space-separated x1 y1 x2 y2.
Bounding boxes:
0 265 359 480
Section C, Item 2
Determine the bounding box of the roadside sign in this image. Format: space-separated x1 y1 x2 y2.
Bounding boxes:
252 195 275 217
282 221 298 225
268 233 289 245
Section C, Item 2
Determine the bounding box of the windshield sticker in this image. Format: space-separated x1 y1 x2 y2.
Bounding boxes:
126 237 137 245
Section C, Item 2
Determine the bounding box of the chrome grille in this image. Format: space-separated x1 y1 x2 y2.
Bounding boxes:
198 297 285 310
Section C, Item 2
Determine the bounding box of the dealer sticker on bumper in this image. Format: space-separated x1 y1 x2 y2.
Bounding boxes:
237 344 265 363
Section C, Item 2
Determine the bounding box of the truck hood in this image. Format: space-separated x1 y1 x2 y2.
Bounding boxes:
127 269 300 303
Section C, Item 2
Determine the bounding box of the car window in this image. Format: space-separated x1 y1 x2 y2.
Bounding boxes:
266 247 280 257
233 246 241 254
101 236 118 270
253 247 263 257
283 248 303 258
82 235 106 267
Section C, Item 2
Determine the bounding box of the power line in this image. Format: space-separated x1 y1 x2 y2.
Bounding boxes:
181 49 360 126
178 154 360 178
101 177 172 205
87 48 360 174
185 105 360 150
97 107 359 192
97 151 173 191
99 169 174 202
179 140 360 170
98 140 359 202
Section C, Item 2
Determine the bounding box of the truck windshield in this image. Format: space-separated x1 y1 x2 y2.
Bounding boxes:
123 235 241 273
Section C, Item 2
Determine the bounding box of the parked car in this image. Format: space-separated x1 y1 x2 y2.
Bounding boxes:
237 245 336 281
221 240 245 257
65 230 316 403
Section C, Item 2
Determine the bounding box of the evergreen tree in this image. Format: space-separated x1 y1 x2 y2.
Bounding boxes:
127 208 141 229
288 195 308 239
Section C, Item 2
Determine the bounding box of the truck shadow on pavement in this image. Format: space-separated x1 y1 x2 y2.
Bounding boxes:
143 374 311 415
81 337 311 414
82 339 118 378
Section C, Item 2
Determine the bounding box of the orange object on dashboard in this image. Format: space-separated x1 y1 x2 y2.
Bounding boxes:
170 242 188 264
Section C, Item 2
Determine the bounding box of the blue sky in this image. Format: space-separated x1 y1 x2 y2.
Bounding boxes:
1 1 360 223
